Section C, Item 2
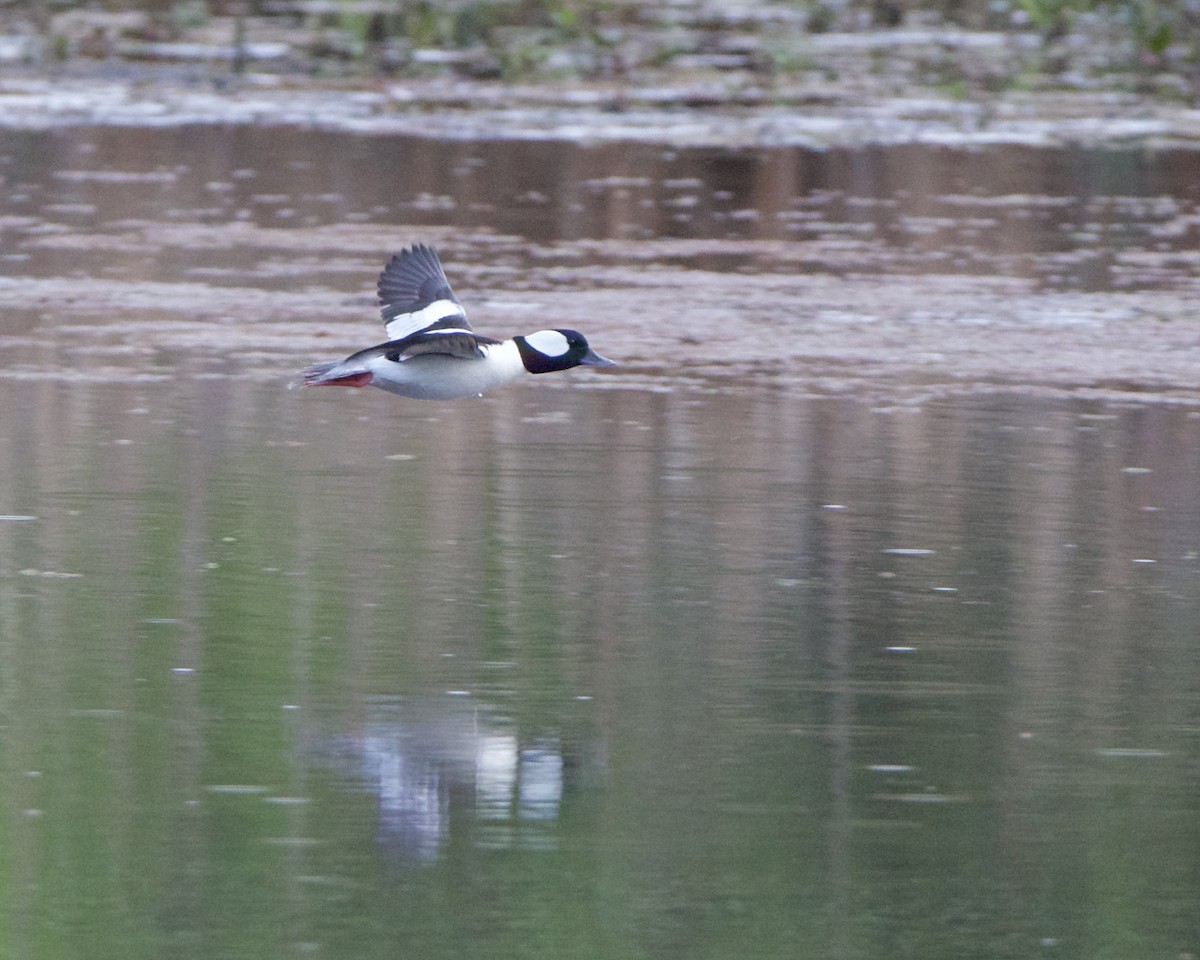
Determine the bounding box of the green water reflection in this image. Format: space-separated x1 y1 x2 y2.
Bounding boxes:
1 381 1198 959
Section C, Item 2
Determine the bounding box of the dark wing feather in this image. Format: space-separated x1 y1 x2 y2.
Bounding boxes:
333 331 492 373
377 244 470 340
384 330 501 362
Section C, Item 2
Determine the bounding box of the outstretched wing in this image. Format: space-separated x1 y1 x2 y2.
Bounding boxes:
334 331 502 373
385 329 501 362
378 244 471 341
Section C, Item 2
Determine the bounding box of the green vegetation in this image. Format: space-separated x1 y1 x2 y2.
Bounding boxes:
2 0 1198 96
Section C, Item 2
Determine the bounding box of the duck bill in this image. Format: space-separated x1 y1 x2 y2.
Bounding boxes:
579 349 616 367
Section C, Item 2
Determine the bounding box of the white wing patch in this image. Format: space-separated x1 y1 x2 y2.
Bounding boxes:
523 329 571 357
384 298 467 342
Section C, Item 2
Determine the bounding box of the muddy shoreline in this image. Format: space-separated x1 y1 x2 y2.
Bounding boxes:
1 4 1199 149
1 66 1200 150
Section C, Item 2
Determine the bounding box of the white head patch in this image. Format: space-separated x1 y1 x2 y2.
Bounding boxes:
524 329 571 358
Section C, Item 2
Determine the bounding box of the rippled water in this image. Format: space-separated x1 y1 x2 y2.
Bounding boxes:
4 378 1200 957
1 125 1199 958
3 126 1199 293
4 125 1200 400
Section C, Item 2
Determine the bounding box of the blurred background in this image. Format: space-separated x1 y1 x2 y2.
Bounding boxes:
1 3 1200 960
0 0 1198 91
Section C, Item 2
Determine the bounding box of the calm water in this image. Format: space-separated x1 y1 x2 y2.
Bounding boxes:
1 125 1199 959
3 380 1199 958
2 126 1199 293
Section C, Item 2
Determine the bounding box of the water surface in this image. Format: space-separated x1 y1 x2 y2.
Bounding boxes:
3 125 1200 397
3 126 1199 292
3 377 1199 958
1 124 1199 959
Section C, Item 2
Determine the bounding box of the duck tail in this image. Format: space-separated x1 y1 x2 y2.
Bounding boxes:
288 361 340 389
290 361 375 389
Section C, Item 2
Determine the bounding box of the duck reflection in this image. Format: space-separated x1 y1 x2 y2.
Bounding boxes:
347 698 572 862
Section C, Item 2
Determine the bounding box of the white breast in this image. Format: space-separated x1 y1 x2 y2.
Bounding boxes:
365 340 527 400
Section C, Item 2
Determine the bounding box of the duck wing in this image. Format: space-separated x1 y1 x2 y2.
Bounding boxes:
384 329 500 362
377 243 472 342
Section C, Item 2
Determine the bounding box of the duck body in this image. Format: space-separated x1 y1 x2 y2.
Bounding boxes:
295 244 614 399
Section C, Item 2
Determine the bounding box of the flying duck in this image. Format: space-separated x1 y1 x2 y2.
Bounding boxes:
294 244 614 400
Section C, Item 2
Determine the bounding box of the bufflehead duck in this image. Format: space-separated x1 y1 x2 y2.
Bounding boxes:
294 244 614 400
